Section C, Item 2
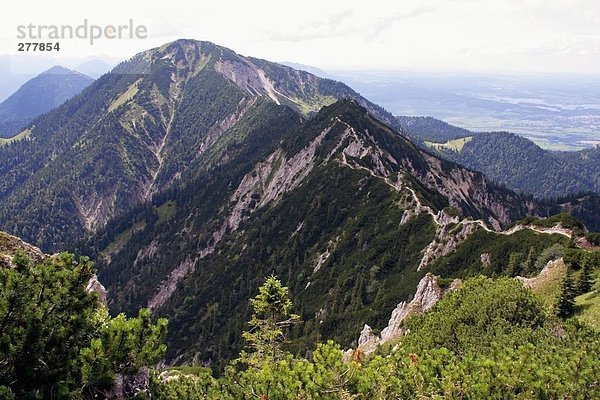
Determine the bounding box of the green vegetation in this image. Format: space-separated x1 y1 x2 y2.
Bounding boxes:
396 115 472 143
528 259 567 308
238 275 300 367
517 212 584 231
400 116 600 200
150 276 600 399
107 79 141 112
521 247 600 325
290 93 337 116
0 128 31 147
586 232 600 246
429 228 568 278
576 284 600 330
101 219 147 257
0 65 144 251
542 194 600 233
156 201 176 224
3 243 599 398
424 135 472 152
574 255 600 330
0 251 166 399
577 260 595 294
447 132 600 199
556 269 577 318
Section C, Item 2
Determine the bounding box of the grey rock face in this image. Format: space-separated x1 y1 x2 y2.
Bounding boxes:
355 273 460 356
104 367 150 399
86 274 108 304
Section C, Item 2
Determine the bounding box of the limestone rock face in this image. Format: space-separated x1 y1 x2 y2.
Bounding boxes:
86 274 108 304
516 257 566 290
357 324 379 355
355 273 460 356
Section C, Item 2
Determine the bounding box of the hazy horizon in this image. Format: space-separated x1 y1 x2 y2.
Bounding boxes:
2 0 600 75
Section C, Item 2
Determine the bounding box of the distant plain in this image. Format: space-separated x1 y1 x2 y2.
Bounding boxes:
332 71 600 151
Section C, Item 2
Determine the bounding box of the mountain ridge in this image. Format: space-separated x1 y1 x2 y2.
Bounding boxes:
0 39 587 368
84 99 562 366
396 115 600 200
0 39 398 251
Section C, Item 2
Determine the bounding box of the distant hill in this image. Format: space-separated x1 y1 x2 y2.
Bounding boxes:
397 116 600 200
75 59 116 79
0 55 53 101
0 66 93 138
281 62 332 79
396 116 473 143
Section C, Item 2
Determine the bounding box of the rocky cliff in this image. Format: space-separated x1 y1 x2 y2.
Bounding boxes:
355 273 461 356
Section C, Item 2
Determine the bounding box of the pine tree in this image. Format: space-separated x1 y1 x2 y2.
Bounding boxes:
576 259 594 295
556 270 576 318
521 247 535 276
0 252 168 398
507 252 523 277
240 275 300 367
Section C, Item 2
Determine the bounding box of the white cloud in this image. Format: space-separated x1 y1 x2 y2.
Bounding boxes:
0 0 598 74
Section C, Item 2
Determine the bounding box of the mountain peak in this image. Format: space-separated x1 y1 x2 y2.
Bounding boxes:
320 98 369 120
0 65 93 137
41 65 92 80
148 39 221 62
41 65 75 75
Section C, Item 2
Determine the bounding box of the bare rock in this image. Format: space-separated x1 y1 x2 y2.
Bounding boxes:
480 252 491 268
86 274 108 304
104 367 150 399
0 231 46 268
355 273 460 356
357 324 379 355
380 273 452 342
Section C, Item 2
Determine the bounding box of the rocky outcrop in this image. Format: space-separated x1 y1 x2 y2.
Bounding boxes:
215 59 282 104
72 192 117 232
232 127 331 217
480 252 491 268
516 257 566 290
134 239 160 268
0 231 45 268
354 273 460 356
414 153 531 230
418 211 479 270
86 274 108 304
104 367 150 399
312 250 331 274
149 256 196 310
